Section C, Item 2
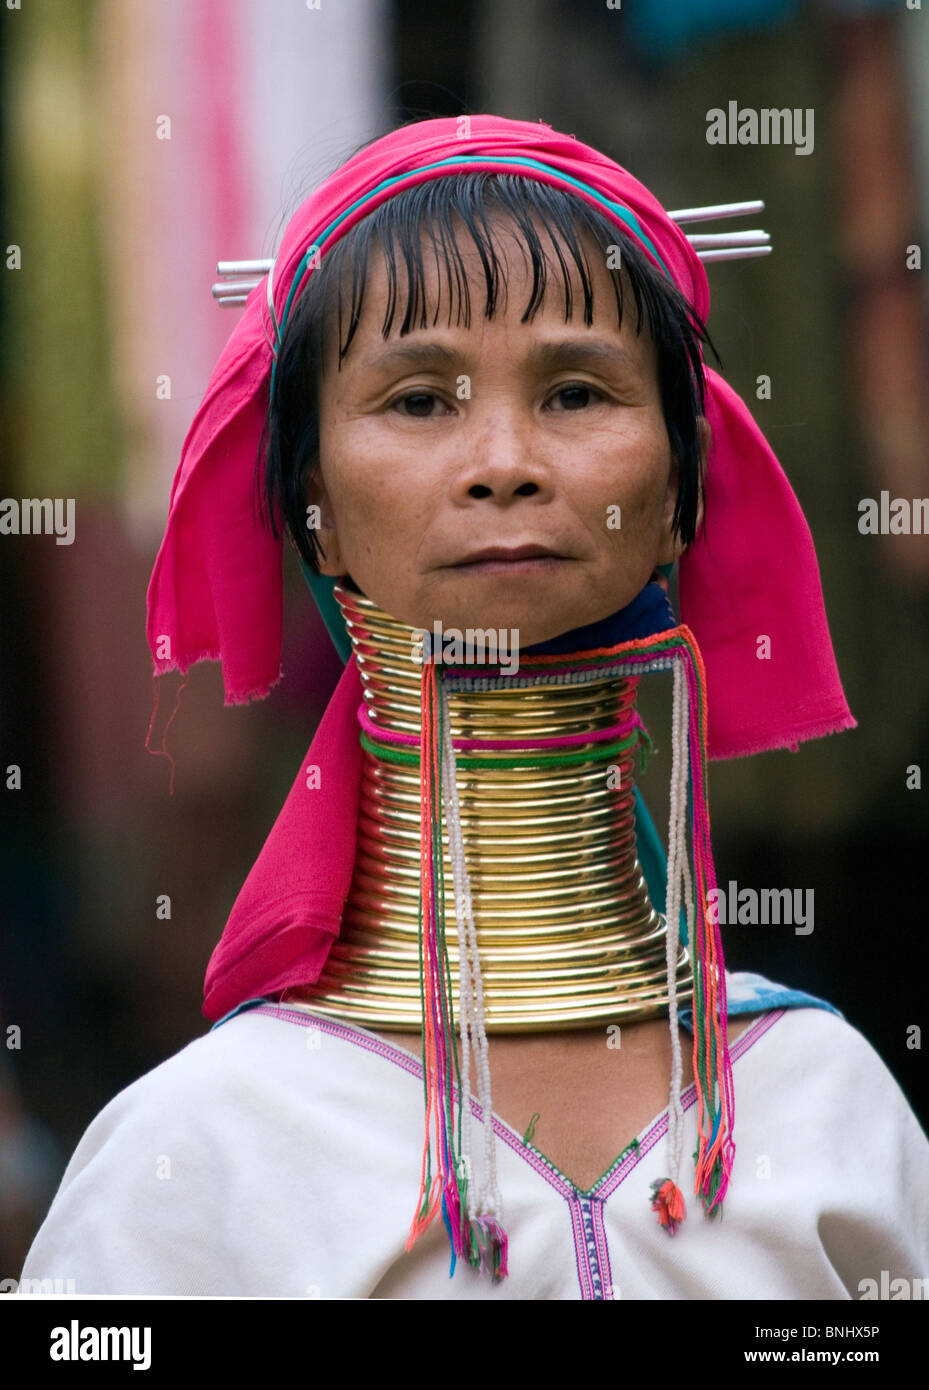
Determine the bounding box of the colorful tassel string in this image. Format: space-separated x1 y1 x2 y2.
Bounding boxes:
405 659 458 1260
483 624 736 1222
660 656 690 1229
404 658 508 1282
650 1177 686 1235
399 622 734 1281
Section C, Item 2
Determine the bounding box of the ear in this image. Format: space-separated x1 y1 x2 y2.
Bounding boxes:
656 416 710 565
304 467 346 577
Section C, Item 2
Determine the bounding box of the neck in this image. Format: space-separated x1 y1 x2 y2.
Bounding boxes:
285 582 692 1032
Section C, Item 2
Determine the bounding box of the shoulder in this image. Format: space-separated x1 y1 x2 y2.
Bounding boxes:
726 985 929 1285
725 968 844 1021
67 1004 407 1154
726 978 927 1150
21 1006 419 1294
56 1003 431 1194
726 969 885 1072
67 1009 295 1140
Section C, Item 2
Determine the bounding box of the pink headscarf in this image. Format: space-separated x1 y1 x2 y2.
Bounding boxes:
144 114 856 1019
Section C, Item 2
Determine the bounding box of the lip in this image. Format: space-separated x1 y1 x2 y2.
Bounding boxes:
451 555 566 576
449 545 566 566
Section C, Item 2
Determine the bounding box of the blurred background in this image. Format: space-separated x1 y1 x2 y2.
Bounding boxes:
1 0 927 1281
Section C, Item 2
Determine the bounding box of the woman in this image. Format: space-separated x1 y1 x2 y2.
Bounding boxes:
20 114 929 1299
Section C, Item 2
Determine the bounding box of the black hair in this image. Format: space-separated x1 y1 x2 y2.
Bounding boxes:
257 170 719 574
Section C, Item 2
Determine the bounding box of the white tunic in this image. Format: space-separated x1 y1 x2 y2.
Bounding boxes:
19 974 929 1299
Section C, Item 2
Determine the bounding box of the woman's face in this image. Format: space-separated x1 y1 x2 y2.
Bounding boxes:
310 218 707 648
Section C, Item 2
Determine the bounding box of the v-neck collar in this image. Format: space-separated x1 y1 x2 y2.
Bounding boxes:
247 1001 785 1202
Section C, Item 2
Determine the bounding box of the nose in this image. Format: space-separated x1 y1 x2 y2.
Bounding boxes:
467 478 539 499
453 412 553 504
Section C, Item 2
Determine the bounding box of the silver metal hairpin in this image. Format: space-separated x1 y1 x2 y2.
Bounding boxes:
211 198 771 306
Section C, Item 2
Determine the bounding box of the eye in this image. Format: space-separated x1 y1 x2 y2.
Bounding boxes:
548 383 606 411
390 391 448 418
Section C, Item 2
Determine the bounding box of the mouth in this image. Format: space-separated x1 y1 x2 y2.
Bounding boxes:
447 544 569 575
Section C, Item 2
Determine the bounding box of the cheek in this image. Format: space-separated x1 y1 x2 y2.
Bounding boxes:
331 418 443 522
593 434 671 533
326 453 430 561
319 426 383 536
339 475 385 532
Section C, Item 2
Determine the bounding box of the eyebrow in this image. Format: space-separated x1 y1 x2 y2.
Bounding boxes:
352 336 643 375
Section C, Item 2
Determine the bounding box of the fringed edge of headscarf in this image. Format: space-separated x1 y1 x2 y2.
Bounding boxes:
145 662 286 795
707 709 858 763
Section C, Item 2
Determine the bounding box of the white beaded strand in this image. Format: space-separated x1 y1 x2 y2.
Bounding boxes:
439 714 477 1206
438 677 503 1221
664 655 691 1189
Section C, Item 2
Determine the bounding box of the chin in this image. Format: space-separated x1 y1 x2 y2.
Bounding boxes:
351 572 627 647
427 604 576 650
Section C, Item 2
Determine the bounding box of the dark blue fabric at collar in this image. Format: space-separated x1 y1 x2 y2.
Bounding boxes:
522 579 677 655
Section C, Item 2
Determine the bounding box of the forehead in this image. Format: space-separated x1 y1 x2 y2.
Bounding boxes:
320 210 656 377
